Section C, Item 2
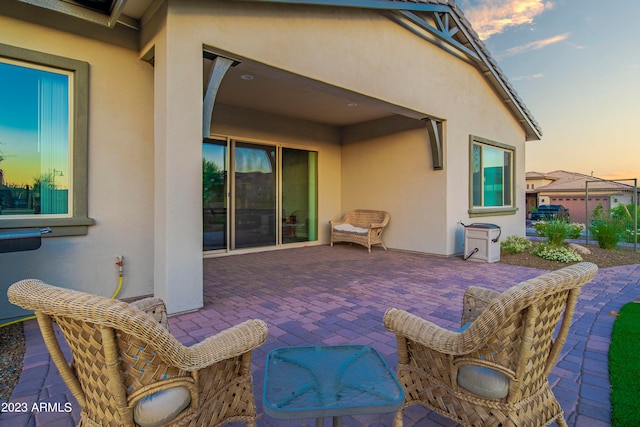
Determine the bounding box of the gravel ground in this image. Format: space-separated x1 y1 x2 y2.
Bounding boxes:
0 322 25 401
500 242 640 270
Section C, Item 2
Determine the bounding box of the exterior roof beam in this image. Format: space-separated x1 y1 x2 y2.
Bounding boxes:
232 0 450 12
11 0 140 29
203 56 235 138
424 118 444 170
397 10 479 61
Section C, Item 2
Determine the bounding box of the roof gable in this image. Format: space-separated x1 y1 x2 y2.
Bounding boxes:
236 0 542 140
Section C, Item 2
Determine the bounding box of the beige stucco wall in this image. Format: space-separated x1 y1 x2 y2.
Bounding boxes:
0 15 154 319
340 119 448 254
154 0 527 259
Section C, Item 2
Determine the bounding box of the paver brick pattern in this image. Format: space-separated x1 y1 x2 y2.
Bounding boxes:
3 245 639 426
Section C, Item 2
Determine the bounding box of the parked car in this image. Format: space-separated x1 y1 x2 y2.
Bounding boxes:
530 204 569 221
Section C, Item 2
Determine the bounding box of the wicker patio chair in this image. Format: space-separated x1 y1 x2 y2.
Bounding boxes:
383 262 598 427
330 209 390 253
8 279 268 427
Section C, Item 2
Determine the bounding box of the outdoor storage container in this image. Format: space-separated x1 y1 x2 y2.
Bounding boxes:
463 223 501 263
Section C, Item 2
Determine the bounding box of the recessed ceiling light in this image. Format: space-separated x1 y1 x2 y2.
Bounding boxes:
241 74 254 80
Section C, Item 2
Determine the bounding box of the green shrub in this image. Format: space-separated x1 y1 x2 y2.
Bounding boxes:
611 203 639 244
533 220 584 246
532 243 582 263
501 235 532 254
590 204 625 249
590 219 624 249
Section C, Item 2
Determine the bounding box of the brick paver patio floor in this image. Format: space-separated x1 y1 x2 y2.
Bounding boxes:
3 245 639 426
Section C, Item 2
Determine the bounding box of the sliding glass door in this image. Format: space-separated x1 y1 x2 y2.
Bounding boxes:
203 139 317 251
282 148 317 243
234 142 277 249
202 139 228 251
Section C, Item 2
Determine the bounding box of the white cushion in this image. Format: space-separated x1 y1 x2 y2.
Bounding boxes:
457 365 509 399
134 386 191 427
334 224 368 234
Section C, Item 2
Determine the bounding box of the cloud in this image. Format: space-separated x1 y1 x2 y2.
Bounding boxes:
511 73 545 81
464 0 554 40
498 32 571 58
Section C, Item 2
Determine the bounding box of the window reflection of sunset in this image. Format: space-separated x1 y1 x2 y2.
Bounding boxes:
0 60 70 190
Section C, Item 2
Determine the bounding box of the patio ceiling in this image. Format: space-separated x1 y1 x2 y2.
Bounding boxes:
205 56 410 127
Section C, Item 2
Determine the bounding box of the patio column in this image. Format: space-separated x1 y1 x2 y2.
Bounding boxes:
153 27 204 314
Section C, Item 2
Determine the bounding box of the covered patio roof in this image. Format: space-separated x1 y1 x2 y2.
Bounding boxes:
5 246 634 426
8 0 542 141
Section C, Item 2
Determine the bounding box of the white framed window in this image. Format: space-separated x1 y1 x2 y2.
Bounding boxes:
469 135 516 215
0 43 93 235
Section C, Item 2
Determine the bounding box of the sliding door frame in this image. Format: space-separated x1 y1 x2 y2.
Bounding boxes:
204 134 318 255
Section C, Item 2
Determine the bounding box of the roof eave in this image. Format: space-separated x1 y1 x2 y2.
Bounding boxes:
234 0 543 141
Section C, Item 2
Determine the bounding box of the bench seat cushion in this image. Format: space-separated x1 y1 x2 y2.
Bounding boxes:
334 224 368 234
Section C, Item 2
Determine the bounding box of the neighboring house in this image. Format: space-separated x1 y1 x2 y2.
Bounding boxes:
0 0 542 320
526 170 638 224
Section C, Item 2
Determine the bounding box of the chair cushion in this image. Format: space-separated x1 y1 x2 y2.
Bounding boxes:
457 322 472 332
134 386 191 427
457 365 509 399
334 223 368 234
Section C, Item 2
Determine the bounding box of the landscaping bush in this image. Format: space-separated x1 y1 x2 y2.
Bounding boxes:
531 243 582 263
590 204 625 249
501 235 532 254
611 203 639 244
533 220 583 246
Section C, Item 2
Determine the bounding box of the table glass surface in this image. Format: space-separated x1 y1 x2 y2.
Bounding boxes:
263 345 404 419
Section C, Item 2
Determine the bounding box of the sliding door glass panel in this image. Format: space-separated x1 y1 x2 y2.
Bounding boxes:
235 142 276 248
202 139 228 250
282 148 318 243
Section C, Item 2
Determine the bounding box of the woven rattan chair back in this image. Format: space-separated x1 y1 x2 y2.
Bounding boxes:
8 279 268 427
384 262 598 427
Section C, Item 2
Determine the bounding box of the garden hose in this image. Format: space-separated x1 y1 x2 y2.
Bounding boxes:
0 274 123 329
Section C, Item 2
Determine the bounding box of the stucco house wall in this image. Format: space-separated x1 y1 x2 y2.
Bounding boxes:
0 14 155 319
165 0 528 257
1 0 538 318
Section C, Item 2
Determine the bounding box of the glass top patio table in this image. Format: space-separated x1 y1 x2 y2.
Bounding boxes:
263 345 404 427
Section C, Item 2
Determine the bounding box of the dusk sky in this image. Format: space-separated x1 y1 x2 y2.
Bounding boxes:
461 0 640 182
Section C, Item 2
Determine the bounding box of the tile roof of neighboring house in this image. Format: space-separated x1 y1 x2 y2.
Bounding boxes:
526 171 558 180
529 170 635 192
